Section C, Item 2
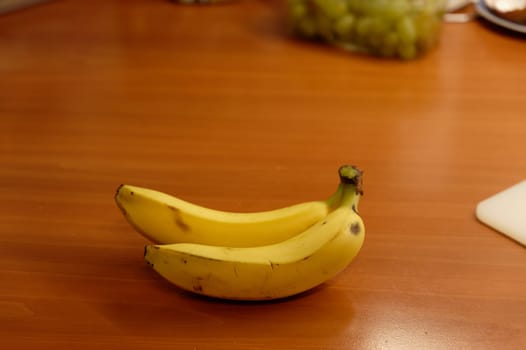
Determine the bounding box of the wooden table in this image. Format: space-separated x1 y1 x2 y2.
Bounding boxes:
1 0 525 349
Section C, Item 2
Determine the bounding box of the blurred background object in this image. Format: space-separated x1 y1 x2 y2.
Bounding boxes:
287 0 447 60
485 0 526 23
446 0 473 11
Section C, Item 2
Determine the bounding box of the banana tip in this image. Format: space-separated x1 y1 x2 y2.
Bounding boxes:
144 245 154 266
115 184 124 198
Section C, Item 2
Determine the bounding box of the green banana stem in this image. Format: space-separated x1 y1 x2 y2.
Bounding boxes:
338 165 363 210
339 165 363 195
325 183 344 210
326 165 363 210
340 183 361 210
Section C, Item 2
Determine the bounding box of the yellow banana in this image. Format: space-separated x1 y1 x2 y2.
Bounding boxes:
115 178 343 247
144 165 364 300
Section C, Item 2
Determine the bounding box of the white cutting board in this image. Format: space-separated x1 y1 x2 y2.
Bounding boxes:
476 180 526 247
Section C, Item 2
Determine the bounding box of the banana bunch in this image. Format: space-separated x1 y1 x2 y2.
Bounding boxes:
116 165 365 300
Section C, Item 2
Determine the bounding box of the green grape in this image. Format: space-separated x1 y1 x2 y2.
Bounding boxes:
287 0 303 5
333 13 356 40
379 31 399 57
414 13 441 51
377 0 410 20
315 13 334 41
384 31 399 49
398 42 417 60
312 0 348 20
356 15 385 50
367 16 393 49
346 0 365 15
355 16 373 38
396 16 416 44
289 1 308 21
297 17 318 38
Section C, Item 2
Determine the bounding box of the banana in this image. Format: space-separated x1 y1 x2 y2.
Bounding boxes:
144 165 364 300
115 177 343 247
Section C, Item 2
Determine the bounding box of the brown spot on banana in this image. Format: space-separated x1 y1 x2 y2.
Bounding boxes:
166 205 191 232
192 283 203 293
269 260 280 270
350 222 361 235
192 277 205 293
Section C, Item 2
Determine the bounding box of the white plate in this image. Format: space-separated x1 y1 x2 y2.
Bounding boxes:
475 0 526 34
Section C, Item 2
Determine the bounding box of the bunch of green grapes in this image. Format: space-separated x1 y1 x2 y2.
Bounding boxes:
288 0 445 59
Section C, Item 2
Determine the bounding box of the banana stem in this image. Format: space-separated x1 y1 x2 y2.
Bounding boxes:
338 165 363 211
338 165 363 195
340 184 361 210
326 165 363 210
325 183 344 209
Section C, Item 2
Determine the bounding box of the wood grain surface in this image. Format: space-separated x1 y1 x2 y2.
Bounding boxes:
1 0 525 349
